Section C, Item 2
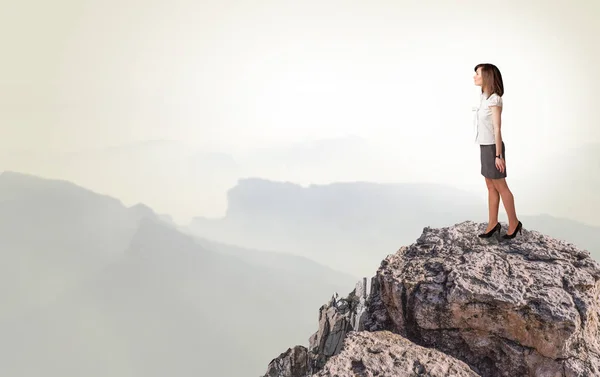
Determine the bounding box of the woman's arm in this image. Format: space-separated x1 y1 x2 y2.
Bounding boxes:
491 105 503 156
491 104 505 173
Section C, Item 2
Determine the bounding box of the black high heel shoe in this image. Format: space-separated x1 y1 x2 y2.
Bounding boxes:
478 223 501 238
502 221 523 239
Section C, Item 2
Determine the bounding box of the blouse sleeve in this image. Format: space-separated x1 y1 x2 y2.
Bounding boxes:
488 94 503 107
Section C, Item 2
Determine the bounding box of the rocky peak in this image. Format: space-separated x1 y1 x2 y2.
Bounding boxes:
263 220 600 377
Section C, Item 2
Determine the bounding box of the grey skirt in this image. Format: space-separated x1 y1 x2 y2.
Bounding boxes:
480 142 506 179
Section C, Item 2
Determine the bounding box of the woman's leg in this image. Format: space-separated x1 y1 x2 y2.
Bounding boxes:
493 178 519 232
485 177 500 232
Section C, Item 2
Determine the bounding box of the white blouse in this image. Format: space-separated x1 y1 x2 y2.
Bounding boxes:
473 92 503 145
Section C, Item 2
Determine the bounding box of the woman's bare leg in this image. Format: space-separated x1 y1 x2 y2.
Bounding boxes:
493 178 519 233
485 177 500 232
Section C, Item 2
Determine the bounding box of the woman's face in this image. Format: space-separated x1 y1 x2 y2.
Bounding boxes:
473 67 483 87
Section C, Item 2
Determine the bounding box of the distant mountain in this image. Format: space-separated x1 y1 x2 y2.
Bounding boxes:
0 141 242 222
189 178 489 276
0 171 357 377
189 178 600 276
0 171 146 322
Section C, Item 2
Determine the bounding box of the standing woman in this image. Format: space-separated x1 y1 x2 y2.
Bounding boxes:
473 63 522 239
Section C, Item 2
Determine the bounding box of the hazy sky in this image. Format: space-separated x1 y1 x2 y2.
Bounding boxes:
1 0 599 223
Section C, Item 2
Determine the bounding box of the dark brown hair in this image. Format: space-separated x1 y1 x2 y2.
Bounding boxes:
474 63 504 97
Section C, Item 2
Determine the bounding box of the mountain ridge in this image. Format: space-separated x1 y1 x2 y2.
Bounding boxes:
0 171 357 376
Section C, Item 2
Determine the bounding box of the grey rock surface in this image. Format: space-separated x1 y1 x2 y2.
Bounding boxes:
264 279 370 376
368 220 600 377
308 279 370 370
263 346 310 377
315 330 480 377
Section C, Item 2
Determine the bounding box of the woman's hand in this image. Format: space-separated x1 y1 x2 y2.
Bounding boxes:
495 157 505 173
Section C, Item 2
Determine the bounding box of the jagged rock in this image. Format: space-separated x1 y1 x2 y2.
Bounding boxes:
263 279 370 377
368 220 600 377
308 280 369 369
264 346 310 377
314 330 480 377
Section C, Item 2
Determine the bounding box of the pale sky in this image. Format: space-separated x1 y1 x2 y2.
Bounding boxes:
1 0 599 224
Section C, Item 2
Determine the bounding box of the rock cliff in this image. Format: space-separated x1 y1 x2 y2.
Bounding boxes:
263 221 600 377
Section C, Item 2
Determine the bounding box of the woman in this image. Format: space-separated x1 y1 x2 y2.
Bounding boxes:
473 63 522 239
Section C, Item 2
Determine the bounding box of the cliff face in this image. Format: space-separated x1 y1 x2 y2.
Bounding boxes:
263 221 600 377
